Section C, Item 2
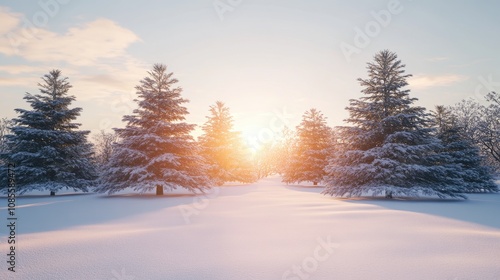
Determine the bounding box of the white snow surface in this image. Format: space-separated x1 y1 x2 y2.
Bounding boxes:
1 177 500 280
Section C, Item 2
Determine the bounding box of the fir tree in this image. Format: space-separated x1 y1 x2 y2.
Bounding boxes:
96 64 212 195
430 105 498 193
198 101 256 185
0 70 96 195
283 108 332 185
323 50 466 199
430 105 455 134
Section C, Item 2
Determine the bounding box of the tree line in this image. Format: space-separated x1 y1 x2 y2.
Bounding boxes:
0 50 498 198
264 50 499 198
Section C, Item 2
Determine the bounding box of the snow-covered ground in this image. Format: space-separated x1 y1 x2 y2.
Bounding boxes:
1 177 500 280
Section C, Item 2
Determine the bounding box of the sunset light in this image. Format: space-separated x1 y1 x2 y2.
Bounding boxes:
0 1 499 280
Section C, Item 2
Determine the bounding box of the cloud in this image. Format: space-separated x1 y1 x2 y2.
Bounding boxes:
80 74 131 91
0 65 45 74
0 16 140 66
0 7 149 100
0 7 19 35
71 73 137 101
0 76 38 87
69 57 150 101
408 74 468 89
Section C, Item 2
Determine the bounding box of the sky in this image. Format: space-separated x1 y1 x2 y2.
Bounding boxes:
1 0 499 149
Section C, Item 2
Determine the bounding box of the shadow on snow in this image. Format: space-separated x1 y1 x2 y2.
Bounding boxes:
0 190 209 235
285 183 500 230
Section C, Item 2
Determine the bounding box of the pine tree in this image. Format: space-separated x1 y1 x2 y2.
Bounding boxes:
430 105 455 134
198 101 256 185
430 105 498 193
323 50 466 199
0 70 96 195
283 108 332 185
96 64 212 195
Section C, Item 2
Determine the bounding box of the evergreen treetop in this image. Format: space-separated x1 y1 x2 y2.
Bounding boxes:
0 70 96 195
97 64 212 195
199 101 256 185
323 50 467 199
282 108 332 185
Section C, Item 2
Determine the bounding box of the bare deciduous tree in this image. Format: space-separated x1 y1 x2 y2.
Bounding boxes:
478 92 500 167
450 93 500 173
0 118 13 155
92 130 119 167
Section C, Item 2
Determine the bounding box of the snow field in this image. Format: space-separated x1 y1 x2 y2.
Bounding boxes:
1 177 499 279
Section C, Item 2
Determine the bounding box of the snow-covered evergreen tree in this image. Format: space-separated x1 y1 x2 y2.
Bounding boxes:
430 105 498 193
198 101 256 185
0 70 96 195
96 64 212 195
283 108 332 185
323 50 466 199
429 105 455 135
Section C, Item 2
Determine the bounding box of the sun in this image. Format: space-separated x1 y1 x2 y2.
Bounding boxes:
241 133 259 156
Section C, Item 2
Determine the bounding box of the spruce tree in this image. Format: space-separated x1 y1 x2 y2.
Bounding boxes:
323 50 466 199
96 64 212 195
0 70 96 195
283 108 332 185
430 105 455 135
198 101 256 185
430 105 498 193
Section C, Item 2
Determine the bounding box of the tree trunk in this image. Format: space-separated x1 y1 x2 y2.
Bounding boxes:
156 185 163 196
50 191 55 196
